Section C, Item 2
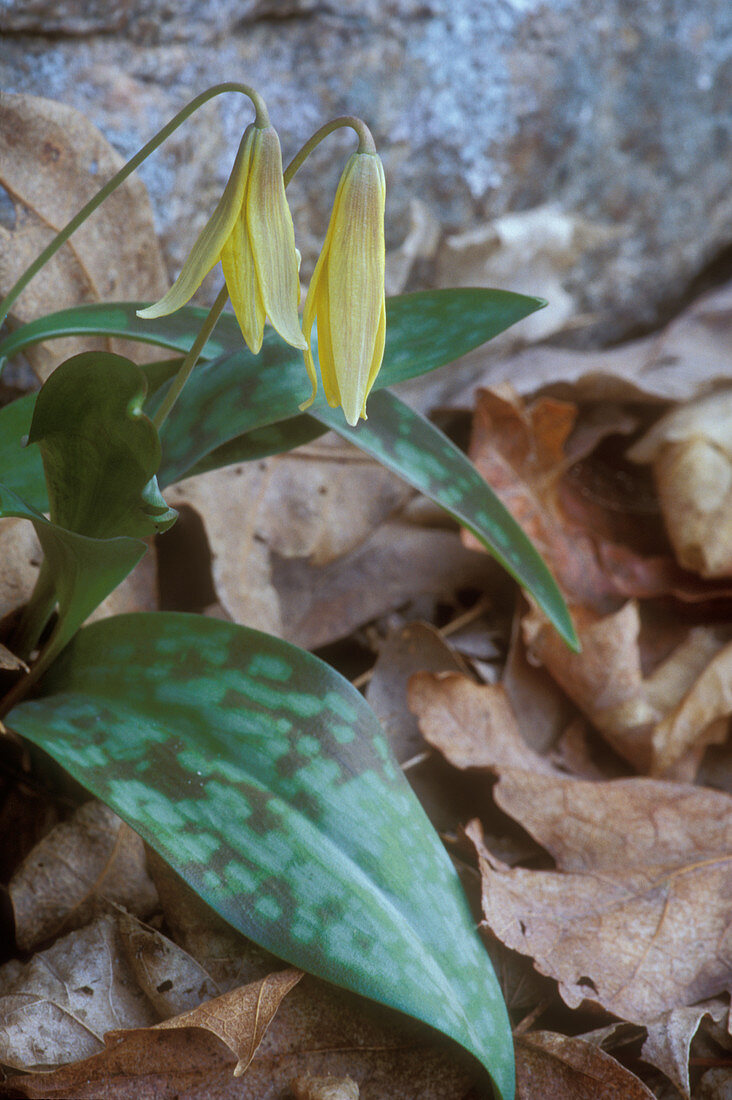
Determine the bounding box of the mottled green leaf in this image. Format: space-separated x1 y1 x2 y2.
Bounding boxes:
6 612 515 1100
0 484 144 681
318 390 578 651
28 352 176 538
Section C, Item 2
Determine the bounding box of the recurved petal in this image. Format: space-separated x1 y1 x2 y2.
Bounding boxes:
221 211 266 354
246 126 307 351
138 125 255 320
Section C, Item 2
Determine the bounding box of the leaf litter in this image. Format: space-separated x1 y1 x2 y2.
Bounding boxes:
2 93 732 1100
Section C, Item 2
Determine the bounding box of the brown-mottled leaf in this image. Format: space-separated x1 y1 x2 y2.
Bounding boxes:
523 601 732 777
515 1030 655 1098
467 771 732 1023
628 388 732 578
0 93 168 379
642 999 729 1097
10 800 158 952
408 669 557 774
0 913 158 1070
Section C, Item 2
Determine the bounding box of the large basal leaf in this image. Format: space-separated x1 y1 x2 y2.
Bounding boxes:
318 390 578 650
0 484 144 682
0 391 47 512
28 352 176 539
5 612 515 1100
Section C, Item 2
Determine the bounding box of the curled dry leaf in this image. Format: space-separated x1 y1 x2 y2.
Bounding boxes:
523 601 732 778
0 913 158 1071
408 669 557 775
515 1030 655 1099
10 800 158 952
291 1075 360 1100
628 389 732 577
641 998 730 1098
0 93 168 380
168 460 492 649
467 769 732 1024
467 386 732 611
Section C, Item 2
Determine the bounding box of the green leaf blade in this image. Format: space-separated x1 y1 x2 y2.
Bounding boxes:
316 390 578 651
6 612 515 1099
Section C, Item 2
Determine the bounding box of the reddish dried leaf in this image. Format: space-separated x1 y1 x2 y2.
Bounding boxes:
516 1030 655 1098
468 770 732 1023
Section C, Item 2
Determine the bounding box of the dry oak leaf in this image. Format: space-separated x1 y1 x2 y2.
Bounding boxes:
0 93 168 380
628 388 732 578
515 1030 655 1099
523 600 731 778
467 386 732 610
467 769 732 1024
408 669 557 775
641 998 730 1098
5 969 302 1098
10 799 158 952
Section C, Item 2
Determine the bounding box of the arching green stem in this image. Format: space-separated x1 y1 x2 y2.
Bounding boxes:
0 82 269 330
284 116 376 186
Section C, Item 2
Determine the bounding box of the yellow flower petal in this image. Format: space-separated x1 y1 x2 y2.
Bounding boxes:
137 126 256 320
246 127 307 351
220 209 266 354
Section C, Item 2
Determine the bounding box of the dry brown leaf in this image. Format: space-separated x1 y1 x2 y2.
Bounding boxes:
116 909 221 1019
10 800 158 952
628 389 732 577
0 641 27 671
641 999 729 1097
515 1030 655 1098
408 669 557 775
523 601 731 777
6 974 477 1099
0 913 158 1070
291 1076 360 1100
0 518 41 621
0 93 168 379
467 386 732 611
467 770 732 1023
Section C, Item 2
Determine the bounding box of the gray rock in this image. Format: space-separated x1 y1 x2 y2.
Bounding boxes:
1 0 731 346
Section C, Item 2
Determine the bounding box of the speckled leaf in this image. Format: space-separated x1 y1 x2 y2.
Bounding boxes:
319 390 578 651
0 290 544 486
6 612 515 1100
28 352 176 539
0 484 144 679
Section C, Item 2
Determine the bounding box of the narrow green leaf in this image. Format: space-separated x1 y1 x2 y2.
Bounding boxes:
28 352 176 539
0 484 144 679
6 612 515 1100
317 390 579 651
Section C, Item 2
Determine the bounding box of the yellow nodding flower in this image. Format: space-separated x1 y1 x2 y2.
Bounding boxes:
137 124 307 355
300 150 386 427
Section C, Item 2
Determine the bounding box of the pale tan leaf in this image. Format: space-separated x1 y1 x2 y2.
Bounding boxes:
10 800 158 952
467 770 732 1023
0 93 168 379
408 669 556 774
0 641 28 671
651 640 732 777
515 1030 655 1098
0 913 158 1070
291 1076 360 1099
0 518 41 621
642 999 729 1097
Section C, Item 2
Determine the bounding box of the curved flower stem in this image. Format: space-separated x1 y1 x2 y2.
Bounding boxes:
283 116 376 186
0 82 269 330
152 283 229 430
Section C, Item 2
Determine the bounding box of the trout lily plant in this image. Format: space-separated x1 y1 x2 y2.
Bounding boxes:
0 83 578 1100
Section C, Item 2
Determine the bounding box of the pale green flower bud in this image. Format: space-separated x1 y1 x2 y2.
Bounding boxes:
138 124 306 355
300 150 386 426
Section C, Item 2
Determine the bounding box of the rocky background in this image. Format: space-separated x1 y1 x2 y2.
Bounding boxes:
1 0 731 353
